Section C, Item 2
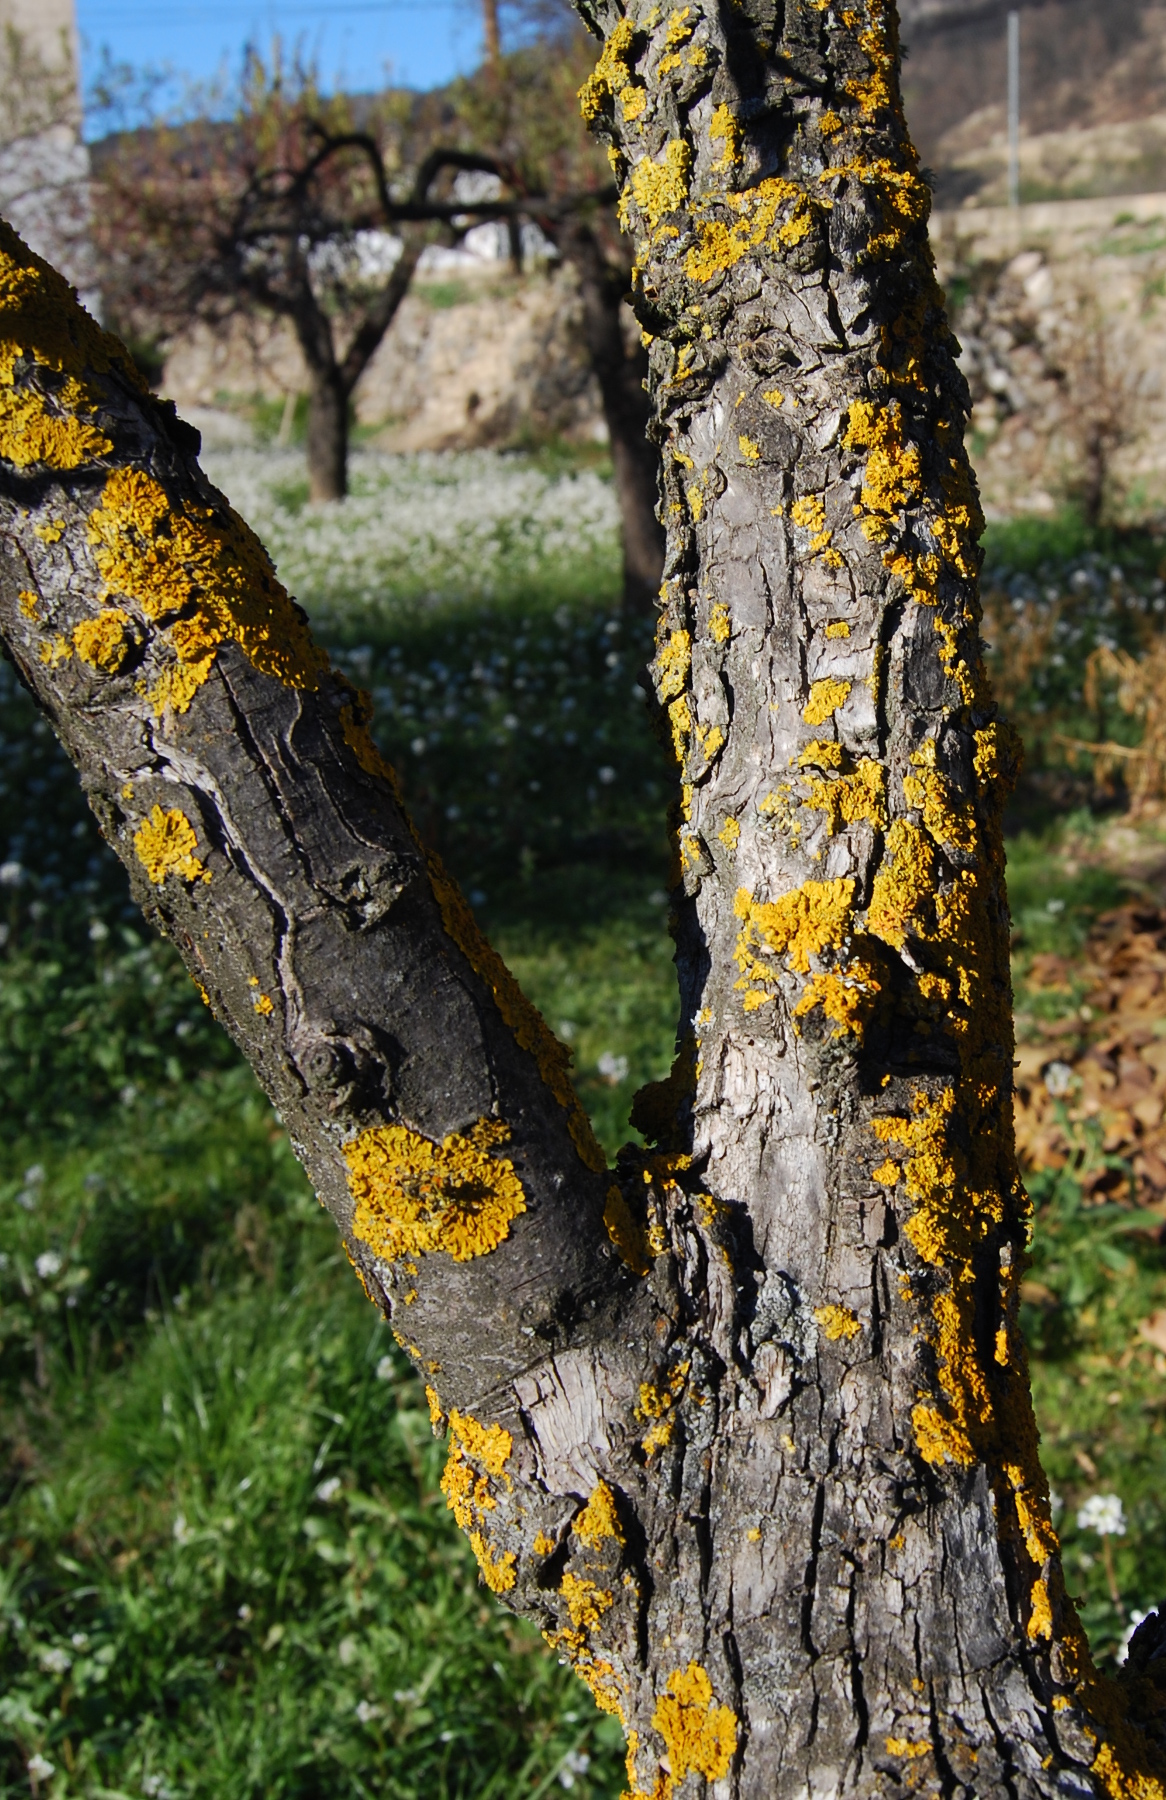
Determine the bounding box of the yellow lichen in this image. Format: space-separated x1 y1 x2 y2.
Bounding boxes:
534 1530 555 1556
72 608 130 672
709 102 741 171
39 634 71 666
803 678 851 725
815 1303 861 1341
738 434 760 462
625 139 692 233
604 1184 651 1276
886 1738 932 1760
825 620 850 638
656 628 691 701
573 1480 625 1550
1028 1577 1053 1641
561 1573 614 1632
87 467 326 717
133 805 211 886
345 1117 526 1264
620 84 648 122
651 1663 737 1789
425 1384 445 1429
790 493 843 568
578 18 637 122
253 992 274 1016
793 961 881 1040
686 176 821 284
843 399 922 541
804 758 887 834
17 589 39 619
468 1532 517 1593
734 878 854 982
718 817 740 852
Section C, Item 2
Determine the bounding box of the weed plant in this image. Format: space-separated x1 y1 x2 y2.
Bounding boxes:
4 460 1166 1790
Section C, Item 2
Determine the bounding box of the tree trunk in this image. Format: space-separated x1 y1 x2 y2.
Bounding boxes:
305 367 348 503
3 0 1166 1788
560 220 665 616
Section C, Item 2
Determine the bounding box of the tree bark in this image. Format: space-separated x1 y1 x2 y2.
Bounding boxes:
305 366 349 502
559 219 666 615
3 0 1166 1791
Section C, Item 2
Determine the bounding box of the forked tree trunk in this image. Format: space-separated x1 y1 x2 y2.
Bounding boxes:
2 2 1166 1793
560 220 666 615
305 367 349 503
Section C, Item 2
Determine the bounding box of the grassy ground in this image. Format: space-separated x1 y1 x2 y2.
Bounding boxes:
5 474 1166 1792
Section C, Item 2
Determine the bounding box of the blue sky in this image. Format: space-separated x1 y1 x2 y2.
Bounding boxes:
75 0 483 126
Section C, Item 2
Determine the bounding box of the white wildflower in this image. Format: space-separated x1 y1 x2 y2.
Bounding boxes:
1043 1061 1074 1098
35 1252 62 1280
1076 1493 1126 1536
172 1512 192 1545
375 1355 394 1381
559 1750 592 1788
38 1645 71 1674
597 1051 629 1084
355 1699 381 1723
27 1754 54 1782
315 1476 342 1503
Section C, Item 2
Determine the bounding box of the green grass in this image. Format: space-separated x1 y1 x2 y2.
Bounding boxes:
8 511 1166 1789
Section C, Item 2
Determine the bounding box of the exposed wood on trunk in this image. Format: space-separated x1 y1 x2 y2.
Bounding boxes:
3 0 1166 1792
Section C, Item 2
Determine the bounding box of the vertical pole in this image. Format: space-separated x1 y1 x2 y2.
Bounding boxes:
482 0 501 69
1007 10 1021 210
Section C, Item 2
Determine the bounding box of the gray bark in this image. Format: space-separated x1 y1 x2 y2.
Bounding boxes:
2 0 1165 1789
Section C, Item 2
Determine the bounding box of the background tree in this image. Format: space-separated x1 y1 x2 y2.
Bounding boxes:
4 7 1166 1800
456 7 666 613
95 53 530 503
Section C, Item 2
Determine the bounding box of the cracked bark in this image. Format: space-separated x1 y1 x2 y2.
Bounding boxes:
2 3 1166 1794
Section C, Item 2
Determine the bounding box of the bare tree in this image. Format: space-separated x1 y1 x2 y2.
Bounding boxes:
4 4 1166 1797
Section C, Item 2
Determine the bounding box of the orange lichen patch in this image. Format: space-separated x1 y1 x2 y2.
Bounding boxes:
339 693 400 788
534 1530 556 1556
39 634 71 667
803 677 851 724
734 878 855 981
885 1737 932 1760
578 17 637 122
624 139 692 233
345 1117 527 1264
843 399 922 540
791 494 843 568
468 1532 516 1593
573 1480 625 1551
604 1184 651 1276
912 1401 975 1469
1092 1741 1166 1800
709 601 730 643
825 620 850 638
1002 1461 1060 1565
73 608 130 673
902 740 977 853
804 759 887 834
86 467 326 718
561 1573 614 1632
133 805 211 886
1028 1577 1053 1641
846 0 896 117
794 961 881 1040
686 176 821 283
425 1384 445 1430
718 816 740 852
873 1158 900 1186
253 993 274 1016
441 1408 514 1554
17 589 39 619
651 1663 738 1789
866 818 933 950
815 1302 861 1340
424 851 606 1175
738 433 761 463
